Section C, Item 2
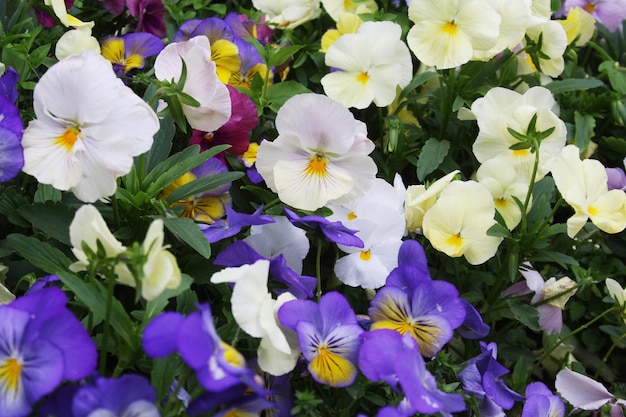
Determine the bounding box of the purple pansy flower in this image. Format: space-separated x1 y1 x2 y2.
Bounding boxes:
199 205 275 243
522 382 565 417
187 382 273 417
215 240 317 299
607 166 626 191
101 32 164 76
368 256 466 357
0 67 19 103
72 374 159 417
278 292 364 387
561 0 626 31
0 84 24 183
0 288 97 417
284 207 364 247
126 0 166 37
359 329 466 416
458 342 523 417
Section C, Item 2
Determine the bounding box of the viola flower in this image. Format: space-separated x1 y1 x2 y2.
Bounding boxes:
199 205 274 243
44 0 93 29
154 36 231 133
21 51 158 202
552 145 626 238
472 0 531 61
606 164 626 191
215 240 317 299
162 157 232 224
359 330 466 415
251 0 322 29
321 0 377 21
0 288 97 417
283 207 363 247
458 298 491 340
188 85 258 160
101 32 164 76
278 292 364 387
605 278 626 324
470 86 567 183
558 6 596 46
406 0 501 69
369 261 466 357
68 204 132 283
71 374 159 417
321 21 412 109
143 303 260 393
255 93 377 211
228 37 269 89
404 170 459 233
477 157 530 230
561 0 626 31
126 0 166 37
556 367 626 412
244 216 310 275
0 92 24 183
320 12 363 53
522 382 565 417
458 342 523 417
224 12 273 44
173 17 241 84
55 27 101 60
0 66 19 102
187 383 273 417
211 260 301 376
422 180 503 265
524 20 568 77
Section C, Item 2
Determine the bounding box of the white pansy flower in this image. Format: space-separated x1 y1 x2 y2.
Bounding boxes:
22 51 158 202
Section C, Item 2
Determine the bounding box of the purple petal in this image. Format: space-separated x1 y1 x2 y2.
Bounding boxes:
319 292 359 333
215 241 264 267
174 19 203 42
269 255 315 299
538 304 563 334
278 298 320 331
18 340 66 413
0 67 19 103
457 298 490 339
188 17 234 43
358 329 409 387
0 93 24 136
0 127 24 182
385 265 431 292
482 371 523 410
142 311 184 358
397 239 428 269
124 32 164 58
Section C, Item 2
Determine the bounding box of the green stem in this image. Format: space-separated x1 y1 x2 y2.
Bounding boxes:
438 67 456 140
594 331 626 379
533 306 617 373
99 271 116 375
586 41 615 62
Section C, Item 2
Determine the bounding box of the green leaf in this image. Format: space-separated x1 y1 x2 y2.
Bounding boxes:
150 356 184 401
7 234 72 274
511 356 530 392
416 139 450 181
268 44 305 67
599 61 626 95
57 271 139 349
18 202 75 245
264 81 312 112
33 183 62 203
508 302 540 331
143 116 175 174
162 217 211 258
0 187 30 227
487 222 512 239
398 71 439 101
165 171 243 204
544 78 604 94
535 250 579 268
574 111 596 150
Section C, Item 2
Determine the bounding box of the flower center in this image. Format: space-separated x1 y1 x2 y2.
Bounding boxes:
584 2 596 12
495 198 508 209
305 153 328 177
0 357 22 394
588 205 598 216
442 21 458 35
360 249 371 261
356 72 369 84
513 148 530 157
347 212 357 220
55 126 81 153
446 233 463 248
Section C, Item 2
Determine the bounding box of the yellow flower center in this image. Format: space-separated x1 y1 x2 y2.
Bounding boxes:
347 212 357 220
588 205 598 216
446 233 463 248
356 72 369 84
360 249 371 261
344 0 353 8
442 21 458 35
584 2 596 12
513 148 530 157
0 357 22 394
495 198 508 209
305 153 328 177
55 126 81 153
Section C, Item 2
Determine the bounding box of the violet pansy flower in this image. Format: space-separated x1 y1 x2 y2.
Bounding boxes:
606 166 626 191
359 329 466 416
458 341 523 417
199 205 275 243
0 288 97 417
101 32 164 76
278 292 364 387
0 93 24 183
522 381 565 417
126 0 166 37
284 207 364 247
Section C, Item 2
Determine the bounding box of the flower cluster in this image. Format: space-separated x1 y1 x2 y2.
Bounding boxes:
2 0 626 416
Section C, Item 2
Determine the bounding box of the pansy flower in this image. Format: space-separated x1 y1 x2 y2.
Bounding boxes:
283 207 363 247
0 89 24 183
251 0 322 29
368 251 466 357
162 157 232 223
199 205 275 243
359 329 466 415
522 382 565 417
21 51 158 202
560 0 626 31
0 66 19 103
126 0 166 37
188 85 258 160
278 292 364 387
101 32 164 76
0 288 97 417
143 303 259 392
458 341 523 417
256 93 377 211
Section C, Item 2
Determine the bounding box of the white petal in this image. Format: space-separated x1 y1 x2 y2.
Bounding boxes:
556 368 614 410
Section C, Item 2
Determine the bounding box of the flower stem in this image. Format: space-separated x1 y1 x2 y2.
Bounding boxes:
316 237 323 302
99 271 116 375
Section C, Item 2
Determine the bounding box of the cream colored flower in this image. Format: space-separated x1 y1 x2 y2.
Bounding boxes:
321 0 377 21
251 0 321 29
404 170 459 232
55 27 100 60
140 219 182 301
524 20 568 77
558 7 596 46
